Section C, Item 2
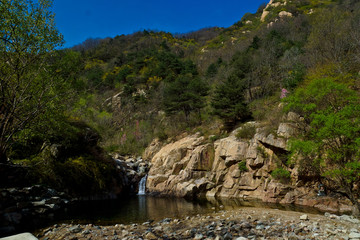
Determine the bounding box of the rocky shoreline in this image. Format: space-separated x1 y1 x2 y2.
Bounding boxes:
37 207 360 240
0 185 72 237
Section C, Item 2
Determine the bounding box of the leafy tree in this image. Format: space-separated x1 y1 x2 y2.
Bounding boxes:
285 78 360 215
163 74 209 122
211 75 251 129
0 0 64 163
206 63 218 77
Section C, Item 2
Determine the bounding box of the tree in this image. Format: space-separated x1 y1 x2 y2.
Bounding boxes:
163 74 209 123
285 78 360 215
0 0 64 163
211 75 251 129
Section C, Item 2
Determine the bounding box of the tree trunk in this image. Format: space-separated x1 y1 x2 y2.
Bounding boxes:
345 186 360 216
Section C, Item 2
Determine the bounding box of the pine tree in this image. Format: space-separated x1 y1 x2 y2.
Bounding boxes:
211 75 251 129
163 74 209 122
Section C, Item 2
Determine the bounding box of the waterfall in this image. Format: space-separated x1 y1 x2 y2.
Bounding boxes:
138 175 147 195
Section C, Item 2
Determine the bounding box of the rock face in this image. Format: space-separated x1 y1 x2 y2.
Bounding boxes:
260 0 290 22
112 155 150 194
146 113 354 213
0 185 71 237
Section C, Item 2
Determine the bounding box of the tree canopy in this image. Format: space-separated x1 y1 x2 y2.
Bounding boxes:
211 75 251 129
0 0 64 163
285 78 360 214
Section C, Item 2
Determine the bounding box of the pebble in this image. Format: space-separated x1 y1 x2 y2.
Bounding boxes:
37 208 360 240
349 232 360 239
300 214 309 220
194 233 204 239
68 225 82 233
144 231 157 240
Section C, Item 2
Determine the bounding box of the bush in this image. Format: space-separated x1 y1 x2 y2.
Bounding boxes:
238 161 248 172
209 135 220 142
271 167 291 183
257 146 269 158
236 124 256 140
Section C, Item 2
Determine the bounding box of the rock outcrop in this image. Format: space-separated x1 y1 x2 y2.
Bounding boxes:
112 155 150 194
145 113 354 213
260 0 290 22
0 185 71 237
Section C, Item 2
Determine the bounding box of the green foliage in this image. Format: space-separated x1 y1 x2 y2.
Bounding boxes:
10 120 121 195
0 0 65 163
271 167 291 183
283 64 306 90
236 124 256 140
206 63 218 77
285 77 360 208
257 146 269 159
163 74 209 122
155 128 169 142
238 161 248 172
209 135 220 142
211 75 251 129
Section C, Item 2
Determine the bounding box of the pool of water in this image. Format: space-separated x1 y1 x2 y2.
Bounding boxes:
59 195 323 226
62 195 215 225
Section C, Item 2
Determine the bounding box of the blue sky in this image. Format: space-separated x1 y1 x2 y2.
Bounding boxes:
53 0 267 48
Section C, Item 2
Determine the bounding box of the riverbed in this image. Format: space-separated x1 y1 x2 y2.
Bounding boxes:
37 204 360 240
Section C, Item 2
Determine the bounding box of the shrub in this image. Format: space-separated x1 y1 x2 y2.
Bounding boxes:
209 135 220 142
236 124 256 140
257 146 269 158
238 160 248 172
271 167 291 183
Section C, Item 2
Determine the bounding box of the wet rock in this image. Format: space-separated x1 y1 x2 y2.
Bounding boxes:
68 225 82 233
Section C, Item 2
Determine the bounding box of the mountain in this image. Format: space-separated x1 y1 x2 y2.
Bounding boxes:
3 0 360 212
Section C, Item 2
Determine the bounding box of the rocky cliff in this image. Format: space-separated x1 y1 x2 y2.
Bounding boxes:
145 113 354 214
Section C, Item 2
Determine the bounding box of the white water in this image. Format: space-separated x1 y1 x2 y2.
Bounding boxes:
138 175 147 195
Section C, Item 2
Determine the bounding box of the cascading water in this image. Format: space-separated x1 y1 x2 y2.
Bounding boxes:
138 175 147 195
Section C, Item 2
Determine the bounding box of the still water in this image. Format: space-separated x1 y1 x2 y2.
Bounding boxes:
61 195 322 226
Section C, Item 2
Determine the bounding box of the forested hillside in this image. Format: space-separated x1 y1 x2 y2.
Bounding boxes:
66 0 360 155
2 0 360 200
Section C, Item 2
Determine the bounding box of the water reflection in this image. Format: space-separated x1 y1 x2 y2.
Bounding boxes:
65 196 215 225
63 195 323 226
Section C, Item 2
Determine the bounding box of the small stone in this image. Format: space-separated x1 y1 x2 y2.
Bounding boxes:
68 225 82 233
349 232 360 239
224 233 232 240
145 232 157 240
340 215 360 224
194 233 204 239
153 226 162 231
300 214 309 220
256 224 264 230
235 237 248 240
